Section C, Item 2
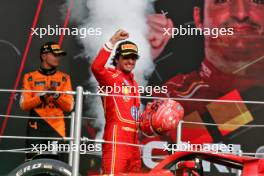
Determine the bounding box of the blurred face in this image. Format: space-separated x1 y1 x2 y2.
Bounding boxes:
41 53 61 68
116 54 138 74
201 0 264 75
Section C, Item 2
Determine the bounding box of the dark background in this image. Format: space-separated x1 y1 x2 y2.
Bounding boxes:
0 0 91 175
0 0 263 175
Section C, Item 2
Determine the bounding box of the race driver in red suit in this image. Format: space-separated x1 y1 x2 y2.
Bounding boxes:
147 0 264 144
91 29 141 174
155 0 264 112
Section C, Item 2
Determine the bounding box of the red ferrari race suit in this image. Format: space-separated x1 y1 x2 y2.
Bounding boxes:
20 68 74 159
156 59 263 144
91 42 141 174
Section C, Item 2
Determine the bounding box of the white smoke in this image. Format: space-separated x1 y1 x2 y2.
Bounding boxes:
64 0 155 139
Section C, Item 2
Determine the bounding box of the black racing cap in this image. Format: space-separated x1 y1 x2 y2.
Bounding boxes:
40 41 66 56
115 41 139 57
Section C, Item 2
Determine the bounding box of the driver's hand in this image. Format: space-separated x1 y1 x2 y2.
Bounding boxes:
110 29 129 45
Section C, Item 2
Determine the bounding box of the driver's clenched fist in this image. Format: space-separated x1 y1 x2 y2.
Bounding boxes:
110 29 129 45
